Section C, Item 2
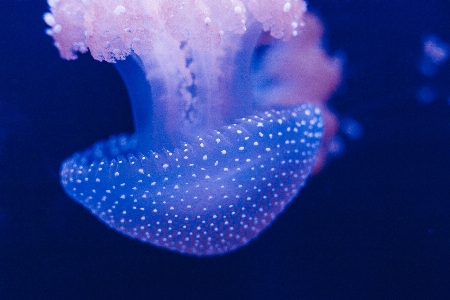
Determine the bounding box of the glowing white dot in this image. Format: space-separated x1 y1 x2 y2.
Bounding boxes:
114 5 126 15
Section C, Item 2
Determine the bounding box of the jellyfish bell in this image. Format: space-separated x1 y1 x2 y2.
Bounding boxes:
45 0 342 256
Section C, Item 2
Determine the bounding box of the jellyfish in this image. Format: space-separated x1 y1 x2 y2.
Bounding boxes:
44 0 341 256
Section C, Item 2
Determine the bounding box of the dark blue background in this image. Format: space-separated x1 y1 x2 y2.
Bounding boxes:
1 0 450 299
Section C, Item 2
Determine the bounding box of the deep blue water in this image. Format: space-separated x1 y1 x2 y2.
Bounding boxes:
1 0 450 299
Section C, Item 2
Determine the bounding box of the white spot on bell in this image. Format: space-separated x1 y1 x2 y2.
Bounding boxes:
114 5 126 15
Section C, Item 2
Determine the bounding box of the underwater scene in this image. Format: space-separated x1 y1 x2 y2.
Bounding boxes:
1 0 449 299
